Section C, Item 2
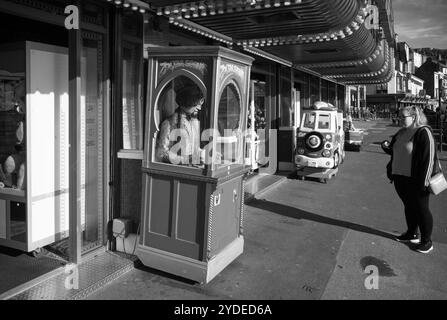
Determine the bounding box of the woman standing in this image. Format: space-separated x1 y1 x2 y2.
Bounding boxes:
382 106 438 254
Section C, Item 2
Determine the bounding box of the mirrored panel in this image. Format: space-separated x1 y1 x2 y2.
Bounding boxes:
216 82 242 166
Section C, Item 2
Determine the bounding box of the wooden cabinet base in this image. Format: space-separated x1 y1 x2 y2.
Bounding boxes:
136 236 243 284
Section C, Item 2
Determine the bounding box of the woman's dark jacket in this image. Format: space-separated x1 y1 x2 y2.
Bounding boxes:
382 126 440 192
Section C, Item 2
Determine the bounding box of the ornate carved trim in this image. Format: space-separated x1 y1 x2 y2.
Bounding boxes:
158 59 208 79
207 193 215 260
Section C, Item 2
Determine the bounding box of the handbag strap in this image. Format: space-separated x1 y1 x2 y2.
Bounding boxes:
419 126 443 174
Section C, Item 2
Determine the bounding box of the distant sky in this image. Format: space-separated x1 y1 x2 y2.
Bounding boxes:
393 0 447 49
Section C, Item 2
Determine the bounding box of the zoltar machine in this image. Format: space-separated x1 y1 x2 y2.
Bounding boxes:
137 46 254 284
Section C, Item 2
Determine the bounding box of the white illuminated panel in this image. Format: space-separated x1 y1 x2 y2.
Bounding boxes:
28 45 70 244
31 194 69 243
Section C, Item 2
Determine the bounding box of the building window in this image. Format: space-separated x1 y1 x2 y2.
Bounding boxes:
397 75 404 93
376 83 387 94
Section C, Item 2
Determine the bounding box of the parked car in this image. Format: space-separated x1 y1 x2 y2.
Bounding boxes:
295 101 345 170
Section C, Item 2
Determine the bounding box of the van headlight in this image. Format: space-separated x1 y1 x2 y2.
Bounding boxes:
297 148 305 155
298 132 307 138
325 134 332 141
322 150 331 158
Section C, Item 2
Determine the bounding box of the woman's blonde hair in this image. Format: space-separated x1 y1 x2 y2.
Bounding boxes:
400 105 428 127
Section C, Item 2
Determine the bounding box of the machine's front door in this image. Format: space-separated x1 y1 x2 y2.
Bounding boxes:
209 178 242 258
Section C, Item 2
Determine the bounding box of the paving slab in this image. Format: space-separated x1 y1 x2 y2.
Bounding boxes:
86 120 447 301
321 230 447 300
87 199 347 300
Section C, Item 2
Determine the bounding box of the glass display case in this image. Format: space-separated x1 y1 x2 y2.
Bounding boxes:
138 46 253 284
0 41 69 252
0 73 26 243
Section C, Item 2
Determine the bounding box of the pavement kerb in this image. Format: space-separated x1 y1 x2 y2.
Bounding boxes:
244 176 288 203
318 228 351 300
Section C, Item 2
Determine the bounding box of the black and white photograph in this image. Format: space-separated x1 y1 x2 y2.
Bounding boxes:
0 0 446 308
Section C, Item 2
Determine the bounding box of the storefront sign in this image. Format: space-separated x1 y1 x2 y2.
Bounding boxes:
159 60 207 78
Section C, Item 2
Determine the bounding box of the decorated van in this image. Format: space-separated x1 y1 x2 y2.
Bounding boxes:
295 101 345 169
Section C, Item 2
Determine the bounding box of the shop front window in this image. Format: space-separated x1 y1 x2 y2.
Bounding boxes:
121 11 143 152
251 80 267 131
338 85 346 110
247 72 271 169
328 82 337 106
154 76 206 168
81 33 105 252
279 66 292 127
321 80 328 102
0 77 26 192
294 70 309 109
122 42 143 150
0 75 26 244
310 75 320 106
216 83 242 165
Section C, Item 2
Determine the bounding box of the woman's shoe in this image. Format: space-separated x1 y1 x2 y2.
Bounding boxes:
414 241 433 254
395 233 420 244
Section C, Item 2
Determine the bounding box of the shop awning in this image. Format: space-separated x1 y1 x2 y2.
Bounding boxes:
399 96 429 105
367 94 405 104
145 0 395 85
